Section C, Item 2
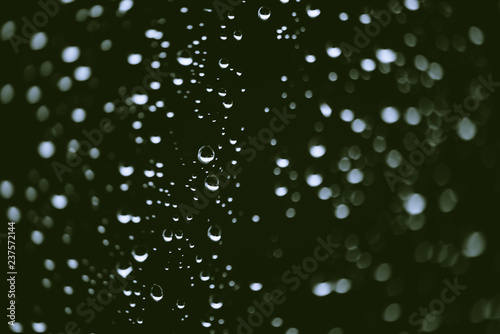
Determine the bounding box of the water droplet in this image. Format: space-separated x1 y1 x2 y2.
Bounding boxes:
374 263 392 282
361 59 376 72
38 141 55 158
119 165 134 176
176 299 186 309
62 46 80 63
219 58 229 69
335 204 350 219
376 49 396 63
457 117 477 141
381 107 400 124
0 180 14 199
132 245 149 262
347 169 364 184
131 94 148 105
127 54 142 65
439 189 458 213
208 225 222 242
177 49 193 66
382 303 401 322
209 294 223 309
233 30 243 40
150 284 164 302
468 26 484 45
462 232 486 258
404 193 426 215
306 4 321 18
198 145 215 164
205 174 219 192
335 279 352 294
258 6 271 21
51 195 68 209
313 282 335 296
162 229 173 242
117 261 133 278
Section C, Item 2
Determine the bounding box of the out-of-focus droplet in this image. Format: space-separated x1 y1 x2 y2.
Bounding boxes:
439 189 458 212
127 53 142 65
309 137 326 158
335 204 350 219
51 195 68 209
0 84 14 104
404 0 420 11
376 49 396 63
469 26 484 45
462 232 486 258
313 282 335 296
62 46 80 63
335 278 352 293
404 193 426 215
457 117 477 141
374 263 392 282
382 303 401 322
38 141 55 159
306 4 321 18
381 107 400 124
31 32 48 50
0 180 14 199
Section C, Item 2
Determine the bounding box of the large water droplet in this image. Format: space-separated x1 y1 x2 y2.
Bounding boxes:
177 49 193 66
258 6 271 21
150 284 164 302
117 261 133 278
198 145 215 164
132 245 149 262
306 4 321 18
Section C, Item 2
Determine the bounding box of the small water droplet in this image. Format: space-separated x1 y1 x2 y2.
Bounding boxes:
208 225 222 242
